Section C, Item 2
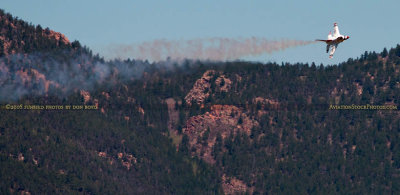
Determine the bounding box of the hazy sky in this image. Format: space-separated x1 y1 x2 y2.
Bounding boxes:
2 0 399 65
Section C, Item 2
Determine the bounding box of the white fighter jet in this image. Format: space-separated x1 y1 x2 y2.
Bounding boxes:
316 23 350 58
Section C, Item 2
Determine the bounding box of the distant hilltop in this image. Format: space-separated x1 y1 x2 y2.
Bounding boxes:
0 9 73 56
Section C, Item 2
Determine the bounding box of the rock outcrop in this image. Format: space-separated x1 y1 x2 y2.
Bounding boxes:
221 174 253 195
215 75 232 92
43 29 70 46
181 70 256 194
184 70 215 106
183 105 257 164
184 70 232 106
80 90 91 104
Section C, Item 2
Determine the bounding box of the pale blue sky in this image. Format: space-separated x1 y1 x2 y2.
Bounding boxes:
2 0 399 65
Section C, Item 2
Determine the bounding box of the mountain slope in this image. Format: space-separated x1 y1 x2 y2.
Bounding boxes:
173 47 400 194
0 10 221 194
0 9 73 56
1 9 400 194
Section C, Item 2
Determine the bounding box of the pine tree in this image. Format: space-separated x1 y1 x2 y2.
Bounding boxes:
382 48 388 58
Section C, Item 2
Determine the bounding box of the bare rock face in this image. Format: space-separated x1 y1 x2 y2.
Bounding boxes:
98 151 107 158
179 70 255 194
102 92 111 100
253 97 279 106
98 151 137 171
253 97 279 116
185 70 215 106
43 29 70 46
182 105 257 164
354 82 363 96
18 153 24 161
138 106 145 116
80 90 91 104
184 70 232 106
215 75 232 92
15 68 60 94
221 174 252 195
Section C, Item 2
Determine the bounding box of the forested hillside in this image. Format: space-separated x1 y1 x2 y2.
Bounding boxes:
1 9 400 194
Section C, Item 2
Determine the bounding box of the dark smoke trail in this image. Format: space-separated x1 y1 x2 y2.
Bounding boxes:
106 37 316 61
